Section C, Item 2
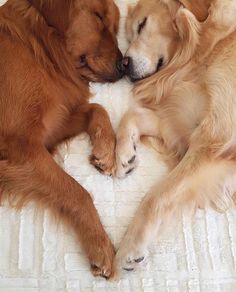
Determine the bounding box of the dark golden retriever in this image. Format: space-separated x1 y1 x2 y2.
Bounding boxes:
0 0 124 278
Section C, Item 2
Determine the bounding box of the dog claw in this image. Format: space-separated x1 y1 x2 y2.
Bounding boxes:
90 151 115 176
135 257 145 263
95 165 104 173
123 267 134 272
128 155 136 164
126 168 134 175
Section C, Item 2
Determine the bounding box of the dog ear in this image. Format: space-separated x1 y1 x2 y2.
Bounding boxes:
177 0 210 22
106 1 120 35
162 0 210 22
161 0 181 19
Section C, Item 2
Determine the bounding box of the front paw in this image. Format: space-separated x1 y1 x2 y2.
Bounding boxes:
88 235 115 279
113 237 146 277
116 136 138 178
90 134 116 176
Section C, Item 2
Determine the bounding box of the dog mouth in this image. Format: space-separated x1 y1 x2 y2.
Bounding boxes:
80 71 125 83
129 73 153 83
129 57 164 83
76 59 125 83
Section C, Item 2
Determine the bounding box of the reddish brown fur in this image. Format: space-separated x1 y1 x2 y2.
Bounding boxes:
0 0 123 278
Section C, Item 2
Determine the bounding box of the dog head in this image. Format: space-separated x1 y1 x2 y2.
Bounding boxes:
31 0 124 83
123 0 211 82
66 0 124 83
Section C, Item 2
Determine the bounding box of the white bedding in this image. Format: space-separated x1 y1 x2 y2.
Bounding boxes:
0 0 236 291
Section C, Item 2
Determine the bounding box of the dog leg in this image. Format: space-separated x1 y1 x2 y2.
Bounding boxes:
84 103 116 176
0 143 115 278
46 103 116 176
114 145 236 275
116 107 159 178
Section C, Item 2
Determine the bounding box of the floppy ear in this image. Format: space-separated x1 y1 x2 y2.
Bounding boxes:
177 0 210 22
161 0 181 19
106 1 120 35
29 0 71 32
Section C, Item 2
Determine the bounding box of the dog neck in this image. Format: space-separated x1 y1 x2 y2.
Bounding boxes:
29 0 72 34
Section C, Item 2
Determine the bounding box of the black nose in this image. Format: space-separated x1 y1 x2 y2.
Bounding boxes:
117 57 131 73
116 59 126 77
116 61 123 72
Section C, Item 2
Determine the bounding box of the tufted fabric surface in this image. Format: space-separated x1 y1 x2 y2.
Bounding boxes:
0 0 236 291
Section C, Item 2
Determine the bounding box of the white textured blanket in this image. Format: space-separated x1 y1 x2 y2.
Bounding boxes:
0 0 236 291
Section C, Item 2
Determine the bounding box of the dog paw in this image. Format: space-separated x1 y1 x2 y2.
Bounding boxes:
121 251 146 272
88 236 115 279
116 135 138 178
90 135 116 176
114 242 146 275
90 153 115 176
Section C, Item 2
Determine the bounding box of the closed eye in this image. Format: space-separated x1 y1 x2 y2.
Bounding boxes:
157 57 164 71
95 12 104 22
138 17 147 34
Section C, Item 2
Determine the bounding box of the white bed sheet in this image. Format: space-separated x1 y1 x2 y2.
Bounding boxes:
0 0 236 291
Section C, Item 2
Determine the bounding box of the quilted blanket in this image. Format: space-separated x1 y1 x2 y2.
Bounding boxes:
0 0 236 291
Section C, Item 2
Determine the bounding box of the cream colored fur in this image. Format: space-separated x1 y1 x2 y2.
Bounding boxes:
114 0 236 276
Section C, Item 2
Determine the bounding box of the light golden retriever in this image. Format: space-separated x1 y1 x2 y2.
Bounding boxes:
114 0 236 274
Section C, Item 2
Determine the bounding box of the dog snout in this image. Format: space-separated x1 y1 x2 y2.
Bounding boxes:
121 56 132 75
116 60 125 75
112 49 125 79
